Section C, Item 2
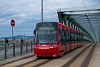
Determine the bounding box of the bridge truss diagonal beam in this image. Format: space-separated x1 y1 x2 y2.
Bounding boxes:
57 6 100 42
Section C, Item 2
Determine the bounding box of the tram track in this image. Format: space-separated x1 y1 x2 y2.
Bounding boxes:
0 54 54 67
62 43 96 67
81 43 96 67
21 59 53 67
0 53 33 66
0 56 37 67
33 59 53 67
16 58 39 67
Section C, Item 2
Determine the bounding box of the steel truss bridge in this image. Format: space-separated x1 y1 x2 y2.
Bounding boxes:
57 6 100 42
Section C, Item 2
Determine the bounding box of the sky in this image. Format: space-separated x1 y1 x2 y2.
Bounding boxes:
0 0 99 37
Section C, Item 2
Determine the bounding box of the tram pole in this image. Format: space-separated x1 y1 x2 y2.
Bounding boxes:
41 0 43 22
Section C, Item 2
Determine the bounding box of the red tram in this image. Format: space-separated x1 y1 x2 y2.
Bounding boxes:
33 22 83 57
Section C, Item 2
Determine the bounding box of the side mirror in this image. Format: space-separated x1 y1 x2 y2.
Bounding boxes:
34 29 36 35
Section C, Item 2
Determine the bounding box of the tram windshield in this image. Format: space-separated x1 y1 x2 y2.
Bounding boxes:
35 30 56 44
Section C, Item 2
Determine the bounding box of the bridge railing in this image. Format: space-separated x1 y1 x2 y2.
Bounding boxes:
0 41 34 61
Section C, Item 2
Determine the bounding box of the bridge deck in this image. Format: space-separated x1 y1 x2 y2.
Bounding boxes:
88 43 100 67
1 43 100 67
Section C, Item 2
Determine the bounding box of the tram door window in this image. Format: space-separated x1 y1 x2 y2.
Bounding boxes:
70 32 72 41
76 33 77 41
59 29 64 45
74 33 76 42
74 33 76 41
69 31 71 42
77 34 79 41
71 32 72 42
67 30 70 44
62 30 66 44
65 30 68 43
58 29 61 44
61 30 64 43
72 32 74 41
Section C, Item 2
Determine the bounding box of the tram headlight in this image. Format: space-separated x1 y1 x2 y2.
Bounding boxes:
50 44 56 48
34 45 38 48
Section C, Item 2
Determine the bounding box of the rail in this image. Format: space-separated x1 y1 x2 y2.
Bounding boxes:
62 43 92 67
81 43 96 67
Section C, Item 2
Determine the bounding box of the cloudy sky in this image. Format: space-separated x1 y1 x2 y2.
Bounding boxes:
0 0 99 37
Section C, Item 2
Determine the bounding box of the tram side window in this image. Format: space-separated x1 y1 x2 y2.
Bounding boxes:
64 30 67 43
70 32 72 41
71 32 73 41
72 32 74 41
66 30 68 40
79 34 80 40
75 33 76 41
74 33 76 42
74 32 75 40
79 34 81 41
69 31 71 41
76 33 78 41
64 30 69 44
62 30 66 43
77 34 79 41
81 34 83 41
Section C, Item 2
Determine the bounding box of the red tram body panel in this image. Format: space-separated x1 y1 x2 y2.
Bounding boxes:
33 22 83 57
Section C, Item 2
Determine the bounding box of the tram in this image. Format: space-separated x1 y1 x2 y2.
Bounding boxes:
33 22 83 57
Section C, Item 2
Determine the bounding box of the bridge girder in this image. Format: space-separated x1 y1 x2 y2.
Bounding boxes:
57 12 97 42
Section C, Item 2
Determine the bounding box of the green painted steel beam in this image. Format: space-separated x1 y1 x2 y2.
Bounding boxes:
57 12 94 42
